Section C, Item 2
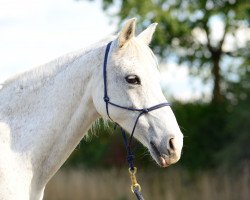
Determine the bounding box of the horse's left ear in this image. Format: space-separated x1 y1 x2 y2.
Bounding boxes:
137 23 158 45
118 18 136 48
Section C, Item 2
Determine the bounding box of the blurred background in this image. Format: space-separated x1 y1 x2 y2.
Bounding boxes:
1 0 250 199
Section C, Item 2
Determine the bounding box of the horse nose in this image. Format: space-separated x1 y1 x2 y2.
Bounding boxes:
167 136 182 160
155 135 183 167
169 138 175 151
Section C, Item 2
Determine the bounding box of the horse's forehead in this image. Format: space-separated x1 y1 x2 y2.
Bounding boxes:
115 44 159 75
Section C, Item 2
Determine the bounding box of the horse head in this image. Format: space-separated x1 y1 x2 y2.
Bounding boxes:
93 18 183 167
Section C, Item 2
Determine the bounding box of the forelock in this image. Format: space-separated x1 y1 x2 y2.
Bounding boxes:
124 38 159 69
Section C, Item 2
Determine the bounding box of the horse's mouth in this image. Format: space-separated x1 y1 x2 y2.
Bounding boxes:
149 141 171 168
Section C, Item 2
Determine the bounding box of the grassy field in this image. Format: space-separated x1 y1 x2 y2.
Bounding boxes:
44 166 250 200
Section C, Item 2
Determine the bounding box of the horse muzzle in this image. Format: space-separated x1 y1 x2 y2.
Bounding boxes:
149 135 183 167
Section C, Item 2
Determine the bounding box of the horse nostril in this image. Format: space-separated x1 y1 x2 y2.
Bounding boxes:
169 138 175 151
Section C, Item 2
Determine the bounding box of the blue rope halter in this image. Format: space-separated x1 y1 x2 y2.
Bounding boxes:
103 41 171 199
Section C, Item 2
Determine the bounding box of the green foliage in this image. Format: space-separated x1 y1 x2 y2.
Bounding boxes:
98 0 249 63
216 66 250 169
173 102 228 170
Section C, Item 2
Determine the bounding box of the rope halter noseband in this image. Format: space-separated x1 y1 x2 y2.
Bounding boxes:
103 41 171 200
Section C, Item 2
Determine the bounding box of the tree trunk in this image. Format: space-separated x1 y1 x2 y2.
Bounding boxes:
212 52 224 104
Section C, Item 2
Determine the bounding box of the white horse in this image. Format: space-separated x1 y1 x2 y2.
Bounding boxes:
0 18 183 200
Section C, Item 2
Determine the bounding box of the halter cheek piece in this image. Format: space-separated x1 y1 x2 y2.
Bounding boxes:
103 41 171 199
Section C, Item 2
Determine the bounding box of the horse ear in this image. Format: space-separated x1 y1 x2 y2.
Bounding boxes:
137 23 158 45
118 18 136 48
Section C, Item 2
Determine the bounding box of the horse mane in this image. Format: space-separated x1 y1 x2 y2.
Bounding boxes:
0 36 116 92
0 34 158 94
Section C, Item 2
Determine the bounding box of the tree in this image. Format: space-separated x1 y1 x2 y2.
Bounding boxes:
88 0 250 103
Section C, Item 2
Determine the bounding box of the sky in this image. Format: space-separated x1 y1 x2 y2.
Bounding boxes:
0 0 210 101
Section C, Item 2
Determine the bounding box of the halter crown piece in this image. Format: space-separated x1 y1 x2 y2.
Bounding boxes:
103 41 171 200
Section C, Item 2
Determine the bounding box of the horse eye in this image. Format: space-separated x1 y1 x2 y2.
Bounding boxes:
125 75 141 85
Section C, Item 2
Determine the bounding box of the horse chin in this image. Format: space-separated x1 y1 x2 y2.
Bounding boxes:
159 156 171 168
148 141 176 168
150 152 171 168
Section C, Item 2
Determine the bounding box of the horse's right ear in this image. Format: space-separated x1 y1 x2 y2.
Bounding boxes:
117 18 136 48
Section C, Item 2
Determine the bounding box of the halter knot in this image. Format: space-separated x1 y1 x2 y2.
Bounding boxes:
103 96 110 102
142 108 149 113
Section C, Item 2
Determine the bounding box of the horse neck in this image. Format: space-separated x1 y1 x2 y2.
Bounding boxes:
32 46 105 184
1 42 106 196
